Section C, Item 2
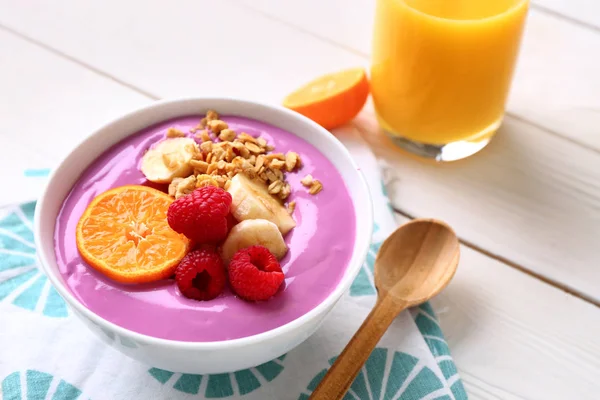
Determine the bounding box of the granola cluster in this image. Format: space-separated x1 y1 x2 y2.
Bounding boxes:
300 174 323 195
167 110 320 201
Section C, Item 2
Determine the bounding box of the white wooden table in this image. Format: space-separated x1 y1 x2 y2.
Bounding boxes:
1 1 599 398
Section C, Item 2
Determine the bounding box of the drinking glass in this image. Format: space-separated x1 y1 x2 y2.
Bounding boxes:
371 0 529 161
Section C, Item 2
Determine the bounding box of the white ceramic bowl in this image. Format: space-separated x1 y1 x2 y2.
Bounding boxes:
34 98 373 374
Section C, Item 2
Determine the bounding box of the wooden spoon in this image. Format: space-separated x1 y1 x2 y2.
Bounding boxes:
309 218 460 400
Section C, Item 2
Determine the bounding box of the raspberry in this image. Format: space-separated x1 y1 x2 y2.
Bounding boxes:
167 186 232 243
228 246 284 301
175 247 226 301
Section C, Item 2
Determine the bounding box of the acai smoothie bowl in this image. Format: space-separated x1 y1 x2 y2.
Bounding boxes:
34 98 372 374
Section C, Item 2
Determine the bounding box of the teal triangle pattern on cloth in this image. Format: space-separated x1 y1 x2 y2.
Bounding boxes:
1 370 85 400
173 374 202 394
147 354 287 397
0 202 69 318
299 347 451 399
26 370 53 400
413 303 468 399
364 348 387 399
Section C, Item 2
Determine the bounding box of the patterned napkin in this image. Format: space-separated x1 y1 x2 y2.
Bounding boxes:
0 124 467 400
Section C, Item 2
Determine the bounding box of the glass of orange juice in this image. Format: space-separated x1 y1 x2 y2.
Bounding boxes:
371 0 529 161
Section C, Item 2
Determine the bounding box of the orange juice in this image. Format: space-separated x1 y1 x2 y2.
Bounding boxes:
371 0 528 160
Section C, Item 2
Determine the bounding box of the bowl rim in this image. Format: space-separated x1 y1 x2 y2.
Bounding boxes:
34 97 373 350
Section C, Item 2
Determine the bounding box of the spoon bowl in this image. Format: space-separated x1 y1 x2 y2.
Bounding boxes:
310 218 460 399
375 219 460 304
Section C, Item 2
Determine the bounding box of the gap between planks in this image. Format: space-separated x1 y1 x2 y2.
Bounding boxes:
230 0 370 58
393 207 600 308
530 3 600 35
1 5 598 309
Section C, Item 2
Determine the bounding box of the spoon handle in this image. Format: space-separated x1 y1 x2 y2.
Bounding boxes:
309 296 404 400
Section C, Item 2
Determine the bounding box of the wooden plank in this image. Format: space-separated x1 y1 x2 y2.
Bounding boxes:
395 212 600 400
353 109 600 302
231 1 600 151
0 0 366 104
0 28 150 206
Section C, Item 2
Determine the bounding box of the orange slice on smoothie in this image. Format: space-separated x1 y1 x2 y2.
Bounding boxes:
283 67 369 130
76 185 190 284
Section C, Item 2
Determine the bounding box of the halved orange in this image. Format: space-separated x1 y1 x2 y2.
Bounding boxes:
283 67 370 130
76 185 190 284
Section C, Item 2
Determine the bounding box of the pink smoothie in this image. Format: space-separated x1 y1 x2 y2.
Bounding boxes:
54 115 356 342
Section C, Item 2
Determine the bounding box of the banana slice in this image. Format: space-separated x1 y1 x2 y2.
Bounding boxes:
222 219 288 263
227 174 296 235
141 137 197 183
